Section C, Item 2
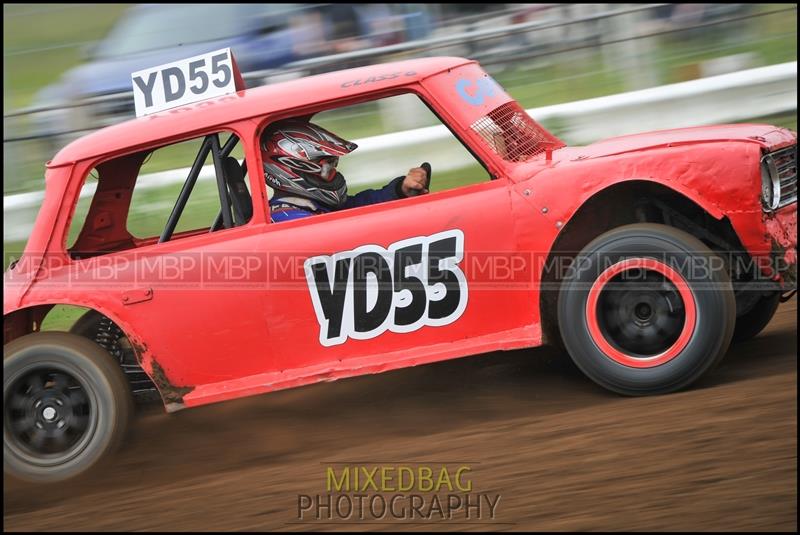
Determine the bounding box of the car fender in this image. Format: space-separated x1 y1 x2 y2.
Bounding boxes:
3 297 184 410
512 141 775 264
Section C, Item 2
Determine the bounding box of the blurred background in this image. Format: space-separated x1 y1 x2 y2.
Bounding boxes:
3 3 798 266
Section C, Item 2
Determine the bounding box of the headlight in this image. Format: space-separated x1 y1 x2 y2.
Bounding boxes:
760 157 781 212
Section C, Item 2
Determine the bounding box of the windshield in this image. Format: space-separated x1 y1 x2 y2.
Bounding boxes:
96 4 297 58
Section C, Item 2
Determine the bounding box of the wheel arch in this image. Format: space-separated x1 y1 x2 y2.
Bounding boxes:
4 300 176 411
539 178 745 348
5 301 143 349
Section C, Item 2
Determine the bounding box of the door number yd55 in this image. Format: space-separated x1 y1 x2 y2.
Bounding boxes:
304 229 468 347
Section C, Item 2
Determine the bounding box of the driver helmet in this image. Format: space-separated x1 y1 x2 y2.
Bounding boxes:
261 120 358 209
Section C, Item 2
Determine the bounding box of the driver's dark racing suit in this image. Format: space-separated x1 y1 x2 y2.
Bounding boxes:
269 176 406 223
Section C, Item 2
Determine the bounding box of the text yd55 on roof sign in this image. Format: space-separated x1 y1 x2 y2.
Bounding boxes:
131 48 244 117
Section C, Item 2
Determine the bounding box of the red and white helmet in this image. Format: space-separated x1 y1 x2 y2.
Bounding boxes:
261 120 358 209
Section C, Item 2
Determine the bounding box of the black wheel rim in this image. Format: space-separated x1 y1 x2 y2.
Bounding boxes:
596 268 687 358
5 366 96 464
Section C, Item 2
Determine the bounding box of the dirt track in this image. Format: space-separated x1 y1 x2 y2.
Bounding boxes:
4 298 796 531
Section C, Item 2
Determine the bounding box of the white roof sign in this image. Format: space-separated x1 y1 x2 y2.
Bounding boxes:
131 48 244 117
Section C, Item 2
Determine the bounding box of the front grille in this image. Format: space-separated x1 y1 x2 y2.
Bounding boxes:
768 145 797 208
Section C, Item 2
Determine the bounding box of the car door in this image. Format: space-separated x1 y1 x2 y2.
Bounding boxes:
258 176 536 379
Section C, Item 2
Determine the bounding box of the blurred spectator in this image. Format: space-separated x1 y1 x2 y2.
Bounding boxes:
313 4 431 54
359 4 402 46
288 9 328 57
323 3 370 53
670 4 707 26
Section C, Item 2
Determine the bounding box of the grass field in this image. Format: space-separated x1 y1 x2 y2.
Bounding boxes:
3 4 132 109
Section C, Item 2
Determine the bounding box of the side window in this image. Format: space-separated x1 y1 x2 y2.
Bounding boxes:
312 94 491 196
67 131 252 259
127 135 249 238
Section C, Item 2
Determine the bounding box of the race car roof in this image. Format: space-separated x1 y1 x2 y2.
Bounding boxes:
49 56 475 167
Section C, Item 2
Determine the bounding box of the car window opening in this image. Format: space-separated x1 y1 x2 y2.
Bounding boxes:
67 132 251 260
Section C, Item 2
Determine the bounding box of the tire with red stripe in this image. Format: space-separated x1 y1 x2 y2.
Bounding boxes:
557 223 735 395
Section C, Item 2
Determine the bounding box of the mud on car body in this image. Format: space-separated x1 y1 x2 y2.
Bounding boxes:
4 55 797 483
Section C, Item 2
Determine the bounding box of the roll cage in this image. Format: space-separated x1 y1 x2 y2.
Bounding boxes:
160 132 252 243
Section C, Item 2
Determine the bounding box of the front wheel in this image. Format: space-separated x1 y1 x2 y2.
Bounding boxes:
4 332 132 483
557 223 736 396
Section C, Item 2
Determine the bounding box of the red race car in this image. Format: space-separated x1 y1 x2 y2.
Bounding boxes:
4 55 797 482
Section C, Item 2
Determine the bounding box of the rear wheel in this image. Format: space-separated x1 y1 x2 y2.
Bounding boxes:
4 332 132 483
557 223 736 395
